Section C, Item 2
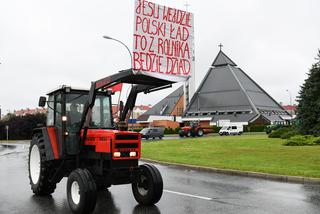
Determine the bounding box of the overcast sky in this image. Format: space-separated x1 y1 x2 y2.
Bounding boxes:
0 0 319 113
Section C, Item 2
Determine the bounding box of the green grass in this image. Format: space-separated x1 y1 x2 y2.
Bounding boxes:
142 134 320 178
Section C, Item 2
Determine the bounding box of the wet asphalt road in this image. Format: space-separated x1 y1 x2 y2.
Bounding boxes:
0 144 320 214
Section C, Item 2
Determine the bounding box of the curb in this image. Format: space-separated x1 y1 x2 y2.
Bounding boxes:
141 158 320 185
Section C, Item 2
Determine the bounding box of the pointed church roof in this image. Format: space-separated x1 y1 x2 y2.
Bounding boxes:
140 86 184 117
184 51 289 124
212 50 237 67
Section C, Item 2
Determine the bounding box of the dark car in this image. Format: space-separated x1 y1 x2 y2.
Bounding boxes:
140 127 164 140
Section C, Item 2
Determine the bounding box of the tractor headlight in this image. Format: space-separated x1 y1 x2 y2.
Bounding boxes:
113 152 121 157
129 152 137 157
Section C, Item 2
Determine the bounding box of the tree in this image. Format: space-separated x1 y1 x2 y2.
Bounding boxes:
0 113 46 140
296 50 320 136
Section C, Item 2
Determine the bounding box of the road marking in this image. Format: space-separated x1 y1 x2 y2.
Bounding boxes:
164 189 212 201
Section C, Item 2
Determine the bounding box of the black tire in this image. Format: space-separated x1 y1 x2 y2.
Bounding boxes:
191 130 196 137
159 136 163 139
197 128 204 137
145 136 149 140
226 132 229 136
179 132 184 137
28 133 57 195
132 164 163 205
153 137 155 140
67 168 97 214
186 131 191 137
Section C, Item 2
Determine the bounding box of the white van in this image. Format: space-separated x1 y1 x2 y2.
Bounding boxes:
219 125 243 135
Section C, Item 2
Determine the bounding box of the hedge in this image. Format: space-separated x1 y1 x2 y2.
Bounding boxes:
0 113 46 140
283 135 320 146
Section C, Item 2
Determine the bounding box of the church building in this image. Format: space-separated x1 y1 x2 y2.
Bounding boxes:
182 50 291 126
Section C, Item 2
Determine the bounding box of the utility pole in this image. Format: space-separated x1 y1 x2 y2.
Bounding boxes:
5 125 9 142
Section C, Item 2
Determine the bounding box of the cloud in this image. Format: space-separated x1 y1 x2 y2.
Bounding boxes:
0 0 319 111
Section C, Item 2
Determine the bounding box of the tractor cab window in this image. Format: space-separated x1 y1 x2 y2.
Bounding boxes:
66 94 86 129
91 96 112 128
66 93 112 129
47 95 54 126
55 94 62 127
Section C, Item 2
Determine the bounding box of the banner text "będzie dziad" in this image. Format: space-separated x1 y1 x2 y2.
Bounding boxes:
133 0 194 77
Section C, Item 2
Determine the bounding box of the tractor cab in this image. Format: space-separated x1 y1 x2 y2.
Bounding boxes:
44 85 113 128
40 86 114 156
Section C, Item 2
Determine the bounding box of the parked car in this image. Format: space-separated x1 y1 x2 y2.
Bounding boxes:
140 127 164 140
219 125 243 135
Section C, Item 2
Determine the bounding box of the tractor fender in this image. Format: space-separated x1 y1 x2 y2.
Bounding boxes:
32 128 57 161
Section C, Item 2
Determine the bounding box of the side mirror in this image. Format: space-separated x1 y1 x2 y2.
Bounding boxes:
38 96 47 107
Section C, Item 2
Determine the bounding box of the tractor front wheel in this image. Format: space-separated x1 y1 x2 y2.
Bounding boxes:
67 169 97 214
28 133 57 195
132 164 163 205
179 131 184 137
186 131 191 137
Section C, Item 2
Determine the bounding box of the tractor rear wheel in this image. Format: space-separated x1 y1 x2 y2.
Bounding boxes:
132 164 163 205
67 169 97 214
197 128 204 137
28 133 57 195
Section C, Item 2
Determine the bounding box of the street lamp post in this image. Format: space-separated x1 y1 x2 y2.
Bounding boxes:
5 125 9 142
102 35 133 68
103 35 134 131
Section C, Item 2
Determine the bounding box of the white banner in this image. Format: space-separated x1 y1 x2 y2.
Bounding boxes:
133 0 195 82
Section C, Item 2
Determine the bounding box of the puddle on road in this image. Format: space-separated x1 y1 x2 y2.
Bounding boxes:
0 144 28 157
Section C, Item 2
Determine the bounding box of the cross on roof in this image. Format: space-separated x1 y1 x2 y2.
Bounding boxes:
184 1 191 12
219 43 223 51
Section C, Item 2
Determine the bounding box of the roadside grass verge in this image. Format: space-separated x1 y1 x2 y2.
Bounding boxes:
142 134 320 178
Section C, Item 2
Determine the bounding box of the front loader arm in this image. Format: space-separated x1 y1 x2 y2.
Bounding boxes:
79 69 173 135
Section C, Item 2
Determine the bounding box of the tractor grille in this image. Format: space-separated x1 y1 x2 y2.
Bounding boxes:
115 143 138 149
113 133 140 160
115 134 139 140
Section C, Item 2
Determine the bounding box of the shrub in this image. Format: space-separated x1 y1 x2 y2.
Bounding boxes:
164 127 179 134
312 137 320 145
283 135 318 146
132 128 143 132
264 124 283 134
242 125 268 132
269 127 291 138
280 129 300 139
212 126 220 133
0 113 46 140
268 126 300 139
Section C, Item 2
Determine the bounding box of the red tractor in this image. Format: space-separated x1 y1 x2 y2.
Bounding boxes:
28 69 173 214
179 121 204 137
